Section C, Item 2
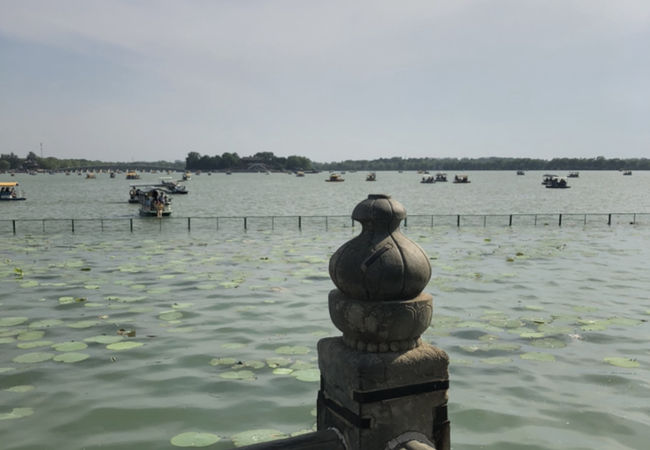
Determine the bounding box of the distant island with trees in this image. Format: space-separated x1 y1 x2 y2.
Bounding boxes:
1 150 648 172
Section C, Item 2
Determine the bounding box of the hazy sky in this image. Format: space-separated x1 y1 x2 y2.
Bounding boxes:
1 1 649 163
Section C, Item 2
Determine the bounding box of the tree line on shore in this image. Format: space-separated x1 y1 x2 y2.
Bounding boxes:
2 151 648 172
314 156 650 171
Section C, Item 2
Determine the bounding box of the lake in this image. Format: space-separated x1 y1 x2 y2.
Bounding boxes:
0 171 649 449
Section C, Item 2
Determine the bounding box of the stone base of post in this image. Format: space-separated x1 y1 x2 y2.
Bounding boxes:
317 337 450 450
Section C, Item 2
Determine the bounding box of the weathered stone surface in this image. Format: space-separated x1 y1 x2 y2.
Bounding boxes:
317 337 449 450
329 290 432 351
329 194 431 302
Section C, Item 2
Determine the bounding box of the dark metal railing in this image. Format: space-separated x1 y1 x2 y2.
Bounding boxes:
2 213 647 234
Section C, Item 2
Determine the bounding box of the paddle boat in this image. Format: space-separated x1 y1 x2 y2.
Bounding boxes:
325 173 344 182
453 174 470 183
126 170 140 180
545 176 570 188
435 172 448 182
420 176 435 184
137 188 172 217
541 174 558 185
366 172 376 181
159 177 188 194
567 172 579 178
0 182 26 201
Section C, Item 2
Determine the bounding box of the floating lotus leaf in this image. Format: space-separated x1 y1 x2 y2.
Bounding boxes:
266 357 292 368
168 327 194 333
538 324 574 335
481 356 512 365
129 284 147 291
68 320 98 329
520 352 556 362
52 341 88 352
0 367 15 373
580 321 608 332
53 352 90 363
289 361 314 370
220 370 256 381
19 281 39 288
5 385 35 393
231 429 287 447
83 284 100 290
58 296 76 304
603 357 640 368
18 340 54 349
148 287 171 295
524 305 544 311
210 357 238 366
530 338 567 349
13 352 54 363
292 369 320 382
158 274 176 280
0 407 34 420
275 346 309 355
273 368 293 375
29 319 64 329
159 311 183 321
243 360 265 370
170 432 221 447
607 317 643 327
84 335 123 344
0 317 28 327
106 341 143 351
520 332 546 339
221 343 246 350
17 331 45 341
0 337 14 344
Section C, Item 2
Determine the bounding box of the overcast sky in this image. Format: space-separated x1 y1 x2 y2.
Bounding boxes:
1 1 649 163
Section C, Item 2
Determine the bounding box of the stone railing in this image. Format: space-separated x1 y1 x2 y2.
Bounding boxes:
233 195 450 449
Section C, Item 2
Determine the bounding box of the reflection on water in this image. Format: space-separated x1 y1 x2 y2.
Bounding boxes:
0 223 649 449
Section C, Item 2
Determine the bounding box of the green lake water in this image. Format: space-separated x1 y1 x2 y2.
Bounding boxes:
0 171 649 449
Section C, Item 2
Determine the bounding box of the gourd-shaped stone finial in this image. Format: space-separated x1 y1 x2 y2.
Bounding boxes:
329 194 431 301
328 195 433 352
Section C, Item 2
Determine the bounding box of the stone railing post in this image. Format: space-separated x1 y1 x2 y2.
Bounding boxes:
317 194 450 450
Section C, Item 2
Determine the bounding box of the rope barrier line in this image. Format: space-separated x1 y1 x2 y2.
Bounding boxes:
2 213 647 234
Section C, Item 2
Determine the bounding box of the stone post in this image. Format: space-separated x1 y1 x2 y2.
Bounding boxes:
317 194 450 450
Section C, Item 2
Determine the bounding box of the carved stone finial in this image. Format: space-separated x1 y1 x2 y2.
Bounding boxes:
328 194 433 352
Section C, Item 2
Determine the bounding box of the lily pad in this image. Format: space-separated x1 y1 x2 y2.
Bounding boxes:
17 331 45 341
209 358 238 366
52 342 88 352
275 346 310 355
84 335 123 344
159 311 183 321
53 352 90 363
5 385 35 393
520 352 556 362
170 432 221 447
0 337 15 344
231 429 287 447
13 352 54 363
266 357 292 368
221 343 246 350
17 340 54 349
481 356 512 365
220 370 256 381
603 357 640 368
292 369 320 382
0 317 28 327
530 338 567 349
273 368 294 375
29 319 65 329
0 407 34 420
106 341 143 351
